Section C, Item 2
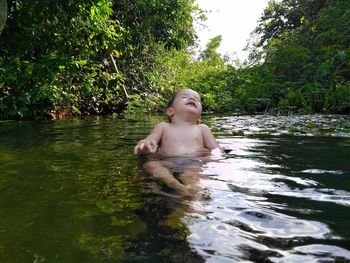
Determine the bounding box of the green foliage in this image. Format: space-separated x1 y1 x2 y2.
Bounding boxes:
0 0 6 33
112 0 198 50
1 0 349 118
242 0 350 114
0 0 127 119
113 0 200 114
125 35 230 113
126 0 350 115
199 35 224 64
0 0 200 119
136 0 350 115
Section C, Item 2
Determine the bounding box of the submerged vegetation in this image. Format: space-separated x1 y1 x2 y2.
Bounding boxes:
0 0 349 119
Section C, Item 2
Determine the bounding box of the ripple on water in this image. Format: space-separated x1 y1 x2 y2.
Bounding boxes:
184 116 350 262
269 245 350 262
213 114 350 138
301 169 344 175
236 210 329 238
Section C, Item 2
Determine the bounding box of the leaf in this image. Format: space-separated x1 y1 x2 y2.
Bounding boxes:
338 51 346 62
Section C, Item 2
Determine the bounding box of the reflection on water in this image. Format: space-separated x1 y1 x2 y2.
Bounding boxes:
179 115 350 262
0 115 350 262
186 137 350 262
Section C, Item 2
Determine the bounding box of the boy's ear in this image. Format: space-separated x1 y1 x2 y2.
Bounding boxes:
165 107 174 119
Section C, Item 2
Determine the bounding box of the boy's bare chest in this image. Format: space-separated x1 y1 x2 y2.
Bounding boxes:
162 125 203 145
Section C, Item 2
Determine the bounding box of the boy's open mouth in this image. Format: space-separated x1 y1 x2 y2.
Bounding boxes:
186 101 197 108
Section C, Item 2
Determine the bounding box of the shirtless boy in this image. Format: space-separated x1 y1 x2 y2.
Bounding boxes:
134 89 220 195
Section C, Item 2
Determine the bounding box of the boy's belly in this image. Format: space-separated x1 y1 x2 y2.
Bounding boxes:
158 142 202 157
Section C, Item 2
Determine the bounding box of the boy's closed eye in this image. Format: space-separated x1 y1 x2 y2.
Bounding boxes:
181 94 201 102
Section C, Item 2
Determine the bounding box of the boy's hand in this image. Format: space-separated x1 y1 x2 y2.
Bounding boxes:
134 140 158 154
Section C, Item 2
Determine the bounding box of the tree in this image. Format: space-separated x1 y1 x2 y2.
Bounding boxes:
0 0 126 119
0 0 202 119
0 0 6 34
110 0 201 107
246 0 350 113
199 35 224 64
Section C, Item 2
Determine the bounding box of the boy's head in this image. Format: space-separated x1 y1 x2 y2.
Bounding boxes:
165 89 202 123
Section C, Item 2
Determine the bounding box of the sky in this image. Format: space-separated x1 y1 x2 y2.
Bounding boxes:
195 0 269 62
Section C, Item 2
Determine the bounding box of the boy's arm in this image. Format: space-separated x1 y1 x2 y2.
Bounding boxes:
200 124 220 151
134 122 166 154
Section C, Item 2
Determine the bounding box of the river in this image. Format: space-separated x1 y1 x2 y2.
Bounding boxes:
0 114 349 262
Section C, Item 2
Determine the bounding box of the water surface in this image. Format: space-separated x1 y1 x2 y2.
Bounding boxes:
0 114 349 262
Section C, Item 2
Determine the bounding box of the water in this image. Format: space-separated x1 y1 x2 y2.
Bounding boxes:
0 114 349 262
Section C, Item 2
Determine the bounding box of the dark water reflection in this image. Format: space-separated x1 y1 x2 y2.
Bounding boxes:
0 115 350 262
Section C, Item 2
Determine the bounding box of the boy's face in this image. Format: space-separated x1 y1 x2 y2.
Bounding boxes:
169 89 202 117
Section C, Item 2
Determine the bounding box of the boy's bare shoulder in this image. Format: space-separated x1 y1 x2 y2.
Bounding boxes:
199 123 211 130
156 121 169 127
153 121 170 130
199 124 215 137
